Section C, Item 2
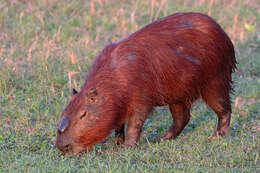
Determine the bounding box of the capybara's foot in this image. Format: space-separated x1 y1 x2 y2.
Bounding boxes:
162 131 175 140
216 126 230 137
112 135 125 145
151 135 163 142
162 126 183 140
122 141 137 148
114 124 125 145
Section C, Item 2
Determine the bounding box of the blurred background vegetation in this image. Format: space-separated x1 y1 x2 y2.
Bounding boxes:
0 0 259 172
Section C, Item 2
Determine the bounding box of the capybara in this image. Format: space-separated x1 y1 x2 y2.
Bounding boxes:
56 12 236 155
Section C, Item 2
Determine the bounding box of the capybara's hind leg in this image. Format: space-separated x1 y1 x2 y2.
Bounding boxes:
114 123 125 145
202 81 231 136
163 103 191 139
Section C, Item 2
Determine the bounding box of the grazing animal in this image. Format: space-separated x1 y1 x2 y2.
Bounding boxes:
56 12 236 155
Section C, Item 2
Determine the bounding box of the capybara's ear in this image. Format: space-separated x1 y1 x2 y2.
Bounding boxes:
88 88 98 103
58 117 70 133
71 88 78 95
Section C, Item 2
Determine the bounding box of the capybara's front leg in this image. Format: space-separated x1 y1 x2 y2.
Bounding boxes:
163 103 191 139
114 123 125 145
124 112 148 147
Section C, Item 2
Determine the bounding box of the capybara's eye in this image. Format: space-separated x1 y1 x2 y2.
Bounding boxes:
80 112 87 119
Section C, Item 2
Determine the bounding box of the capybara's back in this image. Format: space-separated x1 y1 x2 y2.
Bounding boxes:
56 12 236 155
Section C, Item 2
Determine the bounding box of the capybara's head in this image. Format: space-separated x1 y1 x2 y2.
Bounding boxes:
55 87 116 155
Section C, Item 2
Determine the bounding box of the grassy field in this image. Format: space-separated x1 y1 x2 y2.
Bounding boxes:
0 0 259 172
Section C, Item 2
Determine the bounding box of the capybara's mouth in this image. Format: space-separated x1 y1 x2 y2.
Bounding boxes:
62 144 90 155
55 134 92 155
57 144 73 155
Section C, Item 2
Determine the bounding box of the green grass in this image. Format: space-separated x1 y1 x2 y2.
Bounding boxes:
0 0 259 172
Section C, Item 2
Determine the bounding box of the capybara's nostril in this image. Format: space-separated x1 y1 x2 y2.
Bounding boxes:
64 144 71 152
57 143 72 153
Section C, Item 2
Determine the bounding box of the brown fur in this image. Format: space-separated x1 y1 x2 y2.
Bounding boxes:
55 12 236 155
